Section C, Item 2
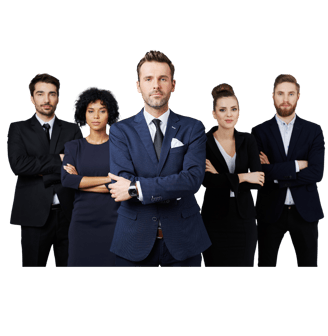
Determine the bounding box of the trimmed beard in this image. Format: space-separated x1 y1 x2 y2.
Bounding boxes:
274 101 297 117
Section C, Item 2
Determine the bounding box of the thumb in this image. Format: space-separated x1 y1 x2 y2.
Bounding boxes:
108 172 119 181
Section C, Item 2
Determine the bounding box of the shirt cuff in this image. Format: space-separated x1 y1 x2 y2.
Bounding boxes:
136 181 143 201
295 160 300 173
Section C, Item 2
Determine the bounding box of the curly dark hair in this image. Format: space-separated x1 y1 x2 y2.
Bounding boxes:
74 87 119 126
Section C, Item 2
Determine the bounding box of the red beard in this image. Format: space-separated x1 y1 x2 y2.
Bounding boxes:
274 101 297 117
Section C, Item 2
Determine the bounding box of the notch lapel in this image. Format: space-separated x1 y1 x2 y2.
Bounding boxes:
29 115 49 152
133 109 158 166
157 111 180 175
234 130 244 170
269 117 286 160
49 117 62 153
287 116 303 160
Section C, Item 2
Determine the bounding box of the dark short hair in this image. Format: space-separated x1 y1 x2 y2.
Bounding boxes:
137 50 175 81
274 74 300 93
29 73 60 96
74 88 119 127
212 83 239 111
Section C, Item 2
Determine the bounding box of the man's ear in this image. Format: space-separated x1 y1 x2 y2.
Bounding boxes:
30 95 35 106
136 81 141 93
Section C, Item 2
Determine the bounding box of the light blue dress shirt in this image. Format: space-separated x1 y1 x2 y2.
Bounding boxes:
274 114 300 205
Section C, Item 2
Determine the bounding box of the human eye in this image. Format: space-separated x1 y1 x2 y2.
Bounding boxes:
232 108 237 111
100 109 107 113
161 78 166 81
88 110 93 113
219 109 225 112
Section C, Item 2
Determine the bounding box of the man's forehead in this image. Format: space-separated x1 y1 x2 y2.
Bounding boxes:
275 82 298 91
139 61 171 76
35 82 57 91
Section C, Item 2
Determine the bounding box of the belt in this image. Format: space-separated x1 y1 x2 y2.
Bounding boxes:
157 228 163 239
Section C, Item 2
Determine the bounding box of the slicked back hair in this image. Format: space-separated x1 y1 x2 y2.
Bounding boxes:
137 50 175 81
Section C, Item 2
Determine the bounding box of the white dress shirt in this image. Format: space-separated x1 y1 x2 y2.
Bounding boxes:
274 114 300 205
136 109 170 202
35 113 60 205
214 137 236 197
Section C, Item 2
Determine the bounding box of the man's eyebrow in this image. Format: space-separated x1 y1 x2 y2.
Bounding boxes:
35 91 44 94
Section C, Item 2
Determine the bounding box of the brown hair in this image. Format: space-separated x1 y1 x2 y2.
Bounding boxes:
212 83 238 110
29 73 60 96
273 74 300 93
137 50 175 81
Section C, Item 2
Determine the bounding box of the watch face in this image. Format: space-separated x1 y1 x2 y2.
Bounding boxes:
128 187 138 197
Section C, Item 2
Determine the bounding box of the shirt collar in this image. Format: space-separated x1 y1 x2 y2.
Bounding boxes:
143 108 170 126
275 113 297 126
35 113 56 129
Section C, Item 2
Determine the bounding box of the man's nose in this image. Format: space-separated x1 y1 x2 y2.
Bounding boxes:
153 79 161 89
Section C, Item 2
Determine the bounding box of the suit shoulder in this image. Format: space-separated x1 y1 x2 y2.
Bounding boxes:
252 119 272 132
57 118 80 129
298 116 322 130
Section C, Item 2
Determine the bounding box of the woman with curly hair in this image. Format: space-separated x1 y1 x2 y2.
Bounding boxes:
61 88 119 266
201 84 264 266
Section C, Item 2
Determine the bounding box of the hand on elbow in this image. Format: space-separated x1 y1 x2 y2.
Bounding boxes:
239 172 265 186
297 160 308 170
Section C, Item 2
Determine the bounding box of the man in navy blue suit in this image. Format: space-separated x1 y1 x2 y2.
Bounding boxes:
108 51 211 266
252 74 324 267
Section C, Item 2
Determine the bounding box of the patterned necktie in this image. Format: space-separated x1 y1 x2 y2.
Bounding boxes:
43 123 51 143
152 119 163 161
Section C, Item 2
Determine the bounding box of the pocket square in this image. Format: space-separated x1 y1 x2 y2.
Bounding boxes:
171 138 184 148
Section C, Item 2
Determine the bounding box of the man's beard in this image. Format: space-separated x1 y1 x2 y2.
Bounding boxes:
274 101 297 117
36 104 56 117
143 91 169 110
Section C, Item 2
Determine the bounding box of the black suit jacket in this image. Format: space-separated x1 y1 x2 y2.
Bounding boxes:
201 127 262 222
252 115 324 223
8 115 83 227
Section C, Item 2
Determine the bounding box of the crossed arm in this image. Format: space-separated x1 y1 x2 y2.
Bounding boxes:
108 121 207 203
252 126 324 187
61 144 110 193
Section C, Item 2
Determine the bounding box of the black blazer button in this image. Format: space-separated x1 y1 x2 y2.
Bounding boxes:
152 217 157 221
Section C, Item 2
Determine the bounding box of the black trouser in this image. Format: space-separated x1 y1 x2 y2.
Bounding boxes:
21 206 70 267
258 205 318 267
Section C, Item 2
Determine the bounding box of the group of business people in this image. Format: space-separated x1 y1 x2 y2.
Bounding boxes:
8 51 324 267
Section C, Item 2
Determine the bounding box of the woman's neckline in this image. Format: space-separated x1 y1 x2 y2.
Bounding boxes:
84 137 109 146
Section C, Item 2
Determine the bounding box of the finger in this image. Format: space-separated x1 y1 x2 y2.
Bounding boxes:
108 173 119 181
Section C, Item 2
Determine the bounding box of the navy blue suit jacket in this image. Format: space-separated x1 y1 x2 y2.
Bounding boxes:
252 115 324 223
109 109 211 262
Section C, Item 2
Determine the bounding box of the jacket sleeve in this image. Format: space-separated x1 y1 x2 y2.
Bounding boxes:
278 125 325 188
8 122 61 176
252 126 297 181
43 125 83 187
238 134 262 191
61 141 83 190
110 120 206 205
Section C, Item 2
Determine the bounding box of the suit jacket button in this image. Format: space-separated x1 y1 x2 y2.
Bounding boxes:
166 200 170 203
152 217 157 221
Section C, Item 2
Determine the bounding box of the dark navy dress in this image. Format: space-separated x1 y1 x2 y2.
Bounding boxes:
61 138 119 266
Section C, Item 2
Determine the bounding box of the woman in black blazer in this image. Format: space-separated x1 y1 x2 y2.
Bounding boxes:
201 84 264 266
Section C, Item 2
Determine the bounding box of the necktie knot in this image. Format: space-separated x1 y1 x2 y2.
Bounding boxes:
152 119 161 129
43 123 51 130
43 123 51 143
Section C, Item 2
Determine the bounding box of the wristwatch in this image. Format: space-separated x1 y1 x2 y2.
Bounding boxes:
128 181 138 197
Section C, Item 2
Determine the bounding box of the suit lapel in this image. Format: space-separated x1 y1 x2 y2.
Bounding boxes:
49 117 62 153
29 115 50 152
287 115 302 160
206 127 230 172
234 130 244 170
157 111 180 175
133 109 158 166
269 117 286 159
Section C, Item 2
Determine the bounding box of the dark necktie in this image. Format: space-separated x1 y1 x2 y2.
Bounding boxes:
43 123 51 143
152 119 163 161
